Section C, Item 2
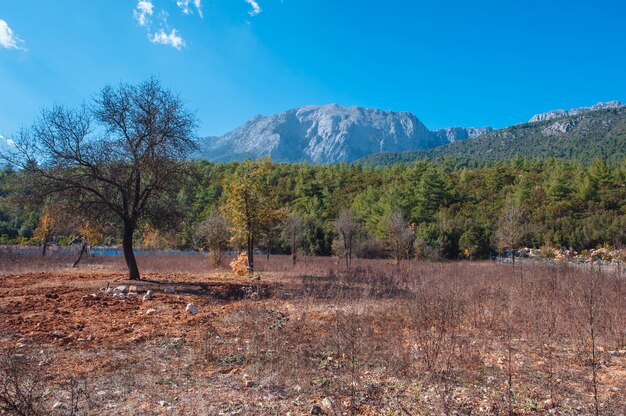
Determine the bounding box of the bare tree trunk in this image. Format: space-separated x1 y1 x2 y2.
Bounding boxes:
41 233 50 257
247 234 254 273
587 271 600 416
347 239 352 269
123 222 140 280
72 242 88 268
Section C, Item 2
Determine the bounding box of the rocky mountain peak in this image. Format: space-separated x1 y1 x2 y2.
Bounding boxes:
196 105 448 164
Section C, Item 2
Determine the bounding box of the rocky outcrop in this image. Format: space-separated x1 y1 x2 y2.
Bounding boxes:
433 126 493 143
529 100 624 123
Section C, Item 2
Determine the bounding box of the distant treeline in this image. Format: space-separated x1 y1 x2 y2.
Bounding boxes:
1 156 625 259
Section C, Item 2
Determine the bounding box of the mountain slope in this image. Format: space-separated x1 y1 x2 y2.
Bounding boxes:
360 108 626 165
433 127 493 143
195 105 448 164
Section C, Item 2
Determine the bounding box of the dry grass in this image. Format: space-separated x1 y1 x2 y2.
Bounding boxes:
0 252 625 415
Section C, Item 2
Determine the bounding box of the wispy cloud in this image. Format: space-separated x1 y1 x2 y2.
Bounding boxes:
151 28 185 49
244 0 262 16
0 19 26 50
134 0 263 50
133 1 186 50
134 0 154 26
176 0 203 18
0 135 15 147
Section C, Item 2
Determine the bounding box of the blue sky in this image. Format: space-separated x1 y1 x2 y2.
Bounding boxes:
1 0 625 138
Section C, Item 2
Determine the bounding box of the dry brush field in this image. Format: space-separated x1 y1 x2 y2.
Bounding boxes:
0 252 625 415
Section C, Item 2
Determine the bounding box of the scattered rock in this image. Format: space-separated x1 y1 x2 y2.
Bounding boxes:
186 303 198 315
310 404 323 415
242 374 254 388
117 293 127 300
158 400 168 407
164 287 176 294
52 330 64 338
321 397 337 415
145 308 157 315
81 294 98 301
15 338 27 348
128 285 138 293
113 285 127 294
143 290 153 301
52 401 65 410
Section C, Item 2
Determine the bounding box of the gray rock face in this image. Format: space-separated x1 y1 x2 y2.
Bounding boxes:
196 105 448 164
529 100 624 123
434 126 493 143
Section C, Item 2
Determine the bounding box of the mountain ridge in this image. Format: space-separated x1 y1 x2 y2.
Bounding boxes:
529 100 624 123
359 107 626 166
195 100 625 165
195 104 490 164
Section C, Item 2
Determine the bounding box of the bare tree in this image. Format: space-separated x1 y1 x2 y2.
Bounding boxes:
383 209 414 266
1 78 197 280
581 269 604 416
496 202 525 266
335 209 361 268
195 214 231 268
281 212 306 266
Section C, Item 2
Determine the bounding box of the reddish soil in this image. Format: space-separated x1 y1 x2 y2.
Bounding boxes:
0 257 624 415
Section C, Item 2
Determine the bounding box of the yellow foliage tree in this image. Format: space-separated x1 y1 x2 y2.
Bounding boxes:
222 158 284 273
33 204 72 256
72 219 104 268
33 211 55 256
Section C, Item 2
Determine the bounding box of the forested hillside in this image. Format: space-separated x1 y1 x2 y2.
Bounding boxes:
360 108 626 166
2 156 625 260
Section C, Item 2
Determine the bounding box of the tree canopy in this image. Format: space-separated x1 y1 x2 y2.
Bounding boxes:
0 78 197 279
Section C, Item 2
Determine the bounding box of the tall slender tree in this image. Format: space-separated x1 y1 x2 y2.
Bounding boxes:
335 209 361 268
223 158 283 272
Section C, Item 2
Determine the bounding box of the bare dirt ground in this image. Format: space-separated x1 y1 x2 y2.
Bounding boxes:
0 252 625 415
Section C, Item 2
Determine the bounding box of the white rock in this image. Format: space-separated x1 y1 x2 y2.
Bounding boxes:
321 397 337 415
143 290 153 301
113 285 127 294
145 308 157 315
185 303 198 315
529 100 624 123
